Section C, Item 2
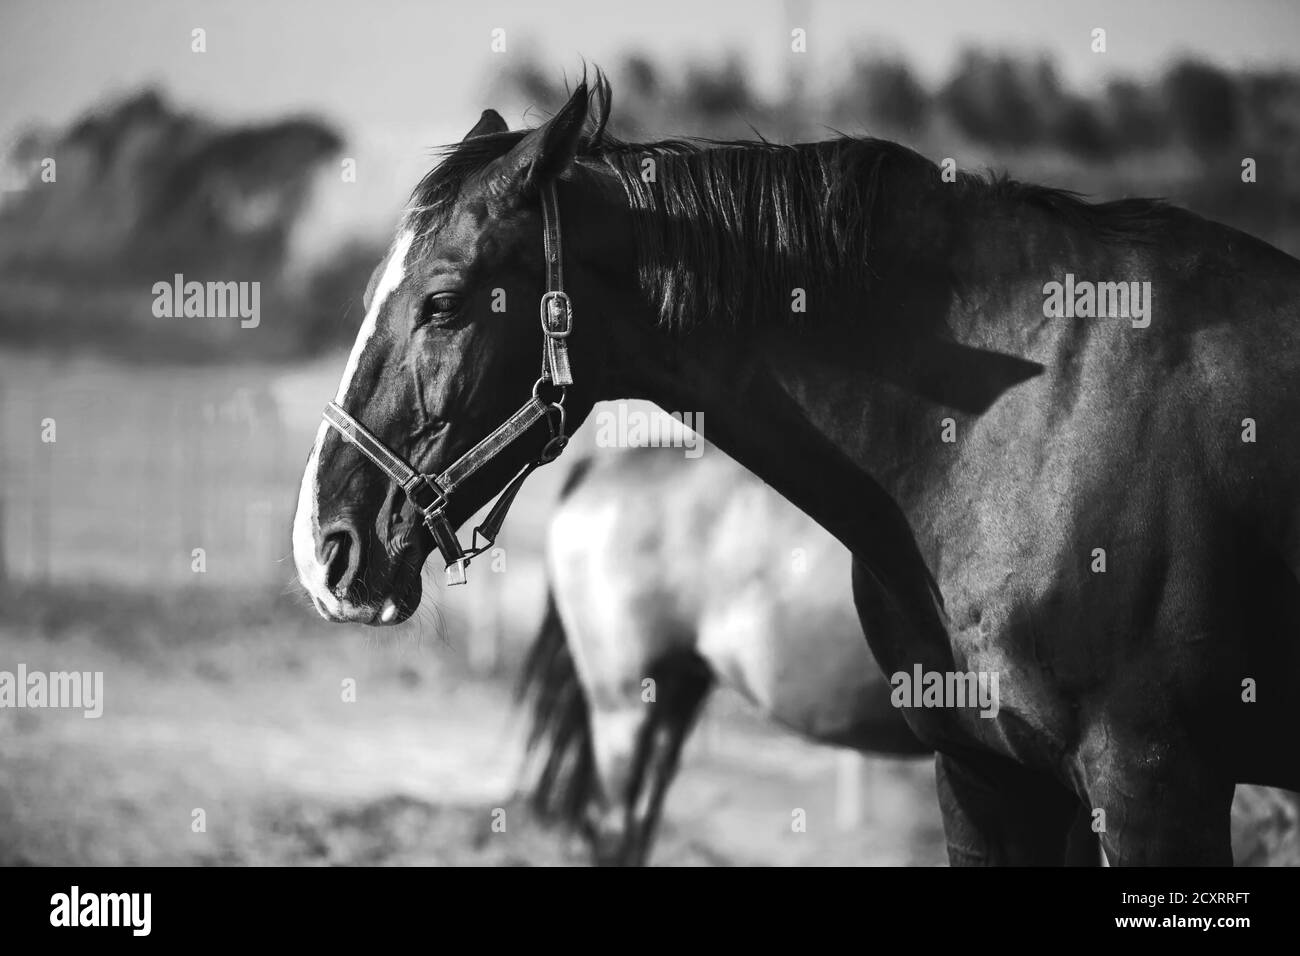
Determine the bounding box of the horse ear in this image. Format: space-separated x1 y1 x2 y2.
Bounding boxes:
464 109 508 140
490 81 589 198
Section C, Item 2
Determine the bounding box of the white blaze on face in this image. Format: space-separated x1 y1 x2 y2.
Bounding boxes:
293 230 415 609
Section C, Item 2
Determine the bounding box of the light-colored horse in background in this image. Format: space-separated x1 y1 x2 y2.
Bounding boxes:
517 443 1300 866
519 443 935 865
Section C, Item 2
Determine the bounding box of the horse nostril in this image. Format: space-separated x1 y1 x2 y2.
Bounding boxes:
318 527 358 592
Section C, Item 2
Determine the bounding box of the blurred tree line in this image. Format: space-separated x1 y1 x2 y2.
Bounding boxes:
498 48 1300 163
2 49 1297 362
496 49 1300 258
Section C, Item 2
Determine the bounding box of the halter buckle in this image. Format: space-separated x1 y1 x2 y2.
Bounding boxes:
539 291 573 339
532 376 568 405
405 474 448 518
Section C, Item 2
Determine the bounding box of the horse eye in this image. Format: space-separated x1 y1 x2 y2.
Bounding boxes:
419 292 463 327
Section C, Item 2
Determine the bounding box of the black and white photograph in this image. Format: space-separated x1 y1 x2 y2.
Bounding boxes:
1 0 1298 932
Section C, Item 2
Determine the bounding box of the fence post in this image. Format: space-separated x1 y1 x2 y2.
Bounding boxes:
33 384 51 583
835 750 866 831
490 560 506 672
467 566 504 675
245 498 275 587
185 399 204 588
0 378 6 587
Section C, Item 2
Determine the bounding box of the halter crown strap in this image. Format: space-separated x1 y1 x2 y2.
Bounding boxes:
539 184 573 387
320 182 572 587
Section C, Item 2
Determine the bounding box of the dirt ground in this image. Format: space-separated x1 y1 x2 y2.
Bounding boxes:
0 585 949 866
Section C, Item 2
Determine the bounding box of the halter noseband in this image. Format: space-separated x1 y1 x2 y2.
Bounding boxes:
321 183 574 587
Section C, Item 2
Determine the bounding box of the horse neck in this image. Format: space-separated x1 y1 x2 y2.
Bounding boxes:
593 178 1081 644
600 168 1067 488
734 185 1091 496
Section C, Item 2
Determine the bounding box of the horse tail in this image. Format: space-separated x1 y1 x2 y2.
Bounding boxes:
514 582 597 829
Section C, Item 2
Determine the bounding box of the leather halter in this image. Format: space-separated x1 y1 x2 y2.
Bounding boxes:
321 183 574 586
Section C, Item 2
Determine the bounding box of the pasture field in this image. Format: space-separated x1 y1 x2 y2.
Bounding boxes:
0 583 947 866
0 351 1294 865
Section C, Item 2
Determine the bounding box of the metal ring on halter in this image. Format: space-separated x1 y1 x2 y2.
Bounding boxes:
468 527 496 555
532 376 568 404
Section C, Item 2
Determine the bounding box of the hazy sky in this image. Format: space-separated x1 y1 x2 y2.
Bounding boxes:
5 0 1299 248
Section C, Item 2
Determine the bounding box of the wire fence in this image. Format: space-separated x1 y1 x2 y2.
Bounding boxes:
0 356 533 672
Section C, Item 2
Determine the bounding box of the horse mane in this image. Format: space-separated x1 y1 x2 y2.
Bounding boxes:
406 73 1171 332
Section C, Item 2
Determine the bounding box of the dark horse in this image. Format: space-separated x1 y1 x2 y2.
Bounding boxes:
294 75 1300 865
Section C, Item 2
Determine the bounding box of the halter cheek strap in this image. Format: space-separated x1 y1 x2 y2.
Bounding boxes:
321 183 574 586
